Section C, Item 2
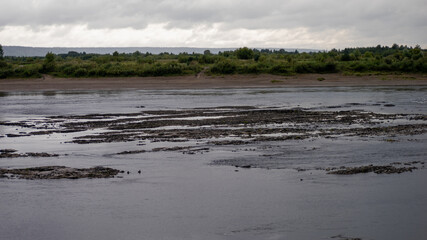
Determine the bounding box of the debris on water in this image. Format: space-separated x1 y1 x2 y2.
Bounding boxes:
237 165 252 169
383 104 396 107
330 234 362 240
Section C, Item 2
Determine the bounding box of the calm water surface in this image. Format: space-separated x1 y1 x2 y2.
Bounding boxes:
1 86 426 240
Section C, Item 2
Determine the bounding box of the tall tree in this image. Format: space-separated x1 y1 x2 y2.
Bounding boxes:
42 52 56 73
235 47 254 60
0 44 4 59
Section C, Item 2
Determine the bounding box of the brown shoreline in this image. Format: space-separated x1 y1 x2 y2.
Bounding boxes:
1 73 427 91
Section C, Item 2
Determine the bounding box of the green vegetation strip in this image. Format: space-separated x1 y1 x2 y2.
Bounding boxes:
0 44 426 79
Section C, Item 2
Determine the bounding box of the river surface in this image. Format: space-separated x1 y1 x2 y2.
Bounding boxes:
1 86 426 240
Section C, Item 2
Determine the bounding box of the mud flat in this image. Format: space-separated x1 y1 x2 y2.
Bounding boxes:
1 106 425 146
1 105 426 173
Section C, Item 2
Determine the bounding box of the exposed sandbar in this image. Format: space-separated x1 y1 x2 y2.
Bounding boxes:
1 73 427 91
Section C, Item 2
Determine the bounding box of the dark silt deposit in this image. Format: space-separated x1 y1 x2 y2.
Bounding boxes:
326 162 424 175
0 149 59 158
1 87 427 240
1 104 427 172
0 166 120 179
1 107 425 145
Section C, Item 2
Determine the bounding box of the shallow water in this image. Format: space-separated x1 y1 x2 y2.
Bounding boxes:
1 86 427 240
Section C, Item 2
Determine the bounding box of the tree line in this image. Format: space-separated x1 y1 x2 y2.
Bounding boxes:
0 44 425 79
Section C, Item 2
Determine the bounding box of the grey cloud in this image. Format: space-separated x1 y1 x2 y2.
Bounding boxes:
1 0 426 45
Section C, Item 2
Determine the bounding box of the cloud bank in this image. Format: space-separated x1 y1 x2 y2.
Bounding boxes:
0 0 425 48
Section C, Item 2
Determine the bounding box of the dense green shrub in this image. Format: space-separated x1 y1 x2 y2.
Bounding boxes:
237 64 260 74
294 63 313 73
0 60 8 68
15 64 42 77
138 62 185 76
178 55 195 64
199 55 216 64
61 65 78 76
74 68 88 77
350 62 368 72
210 60 237 74
269 63 291 75
41 52 56 73
294 62 337 73
235 47 254 60
0 69 13 78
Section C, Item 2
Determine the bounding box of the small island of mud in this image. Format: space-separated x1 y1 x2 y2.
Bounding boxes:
0 149 59 158
326 162 423 175
0 166 121 180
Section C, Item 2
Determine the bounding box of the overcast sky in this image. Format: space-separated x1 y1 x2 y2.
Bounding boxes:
0 0 426 49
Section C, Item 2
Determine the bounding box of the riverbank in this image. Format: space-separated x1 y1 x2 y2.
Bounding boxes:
1 73 427 91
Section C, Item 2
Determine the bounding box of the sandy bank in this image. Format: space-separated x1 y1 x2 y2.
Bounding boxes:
1 73 427 91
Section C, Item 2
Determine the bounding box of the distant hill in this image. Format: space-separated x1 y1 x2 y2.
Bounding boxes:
3 46 318 57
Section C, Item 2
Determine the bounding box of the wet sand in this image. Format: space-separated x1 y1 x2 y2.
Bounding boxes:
1 73 427 91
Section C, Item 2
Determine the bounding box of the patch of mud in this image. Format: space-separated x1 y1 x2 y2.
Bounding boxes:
0 149 59 158
116 149 147 155
0 166 120 180
115 146 210 155
213 158 425 175
331 234 362 240
326 164 418 175
323 161 424 175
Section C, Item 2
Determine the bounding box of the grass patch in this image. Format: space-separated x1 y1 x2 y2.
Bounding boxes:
317 77 325 81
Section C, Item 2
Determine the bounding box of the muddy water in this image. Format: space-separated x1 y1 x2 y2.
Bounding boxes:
1 86 427 240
